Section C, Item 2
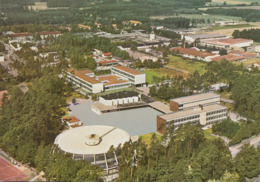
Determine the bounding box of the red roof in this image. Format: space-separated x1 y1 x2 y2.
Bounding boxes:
219 38 252 44
97 60 118 66
211 55 245 62
103 52 112 56
62 116 80 123
172 47 215 58
113 65 143 75
8 32 33 37
229 50 257 57
67 68 100 84
39 31 61 35
97 75 129 86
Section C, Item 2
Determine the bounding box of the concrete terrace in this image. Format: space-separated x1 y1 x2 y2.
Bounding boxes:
70 102 162 136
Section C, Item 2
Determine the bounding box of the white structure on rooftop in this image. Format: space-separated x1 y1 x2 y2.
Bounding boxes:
54 125 130 173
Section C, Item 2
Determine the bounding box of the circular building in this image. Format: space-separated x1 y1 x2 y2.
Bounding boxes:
54 125 130 172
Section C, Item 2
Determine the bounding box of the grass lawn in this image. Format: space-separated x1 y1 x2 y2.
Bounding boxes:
139 133 162 147
167 55 208 75
66 91 86 103
207 24 254 31
203 128 218 141
233 58 260 67
145 68 188 84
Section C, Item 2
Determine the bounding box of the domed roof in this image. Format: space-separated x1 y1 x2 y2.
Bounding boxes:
54 125 130 155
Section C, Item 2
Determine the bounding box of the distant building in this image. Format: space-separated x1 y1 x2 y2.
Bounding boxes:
129 20 142 26
229 50 258 58
157 104 227 134
111 65 146 86
211 54 246 62
214 20 239 26
8 32 33 42
170 92 220 112
78 24 91 30
209 83 229 91
185 34 229 43
39 31 62 39
201 38 253 49
171 47 217 62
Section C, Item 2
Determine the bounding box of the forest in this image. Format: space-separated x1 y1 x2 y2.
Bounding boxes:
233 29 260 42
205 8 260 22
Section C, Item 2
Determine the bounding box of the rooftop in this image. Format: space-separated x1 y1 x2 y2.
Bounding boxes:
8 32 33 37
202 38 252 46
113 65 144 75
54 125 130 155
186 33 227 39
159 104 226 121
211 54 245 62
67 68 100 84
97 60 118 66
229 50 257 57
172 47 215 58
171 92 220 104
62 116 80 124
97 75 129 86
100 91 139 100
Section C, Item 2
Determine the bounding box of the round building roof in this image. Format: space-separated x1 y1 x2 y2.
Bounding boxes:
54 125 130 155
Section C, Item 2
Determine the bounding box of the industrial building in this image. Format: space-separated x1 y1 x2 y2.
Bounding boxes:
54 125 130 173
200 38 253 49
157 104 227 134
185 34 229 43
170 92 220 111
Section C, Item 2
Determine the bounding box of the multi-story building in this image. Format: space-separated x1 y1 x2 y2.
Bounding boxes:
8 32 33 42
66 68 104 93
39 31 62 39
170 92 220 111
111 65 145 86
66 68 135 93
157 104 227 134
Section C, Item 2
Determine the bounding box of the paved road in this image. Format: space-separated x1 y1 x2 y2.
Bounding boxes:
229 135 260 158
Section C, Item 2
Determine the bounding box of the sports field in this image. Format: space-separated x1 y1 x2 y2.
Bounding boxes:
0 157 27 181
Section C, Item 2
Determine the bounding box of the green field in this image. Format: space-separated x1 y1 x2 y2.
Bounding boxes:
145 67 188 84
167 55 208 75
206 24 254 31
203 128 218 140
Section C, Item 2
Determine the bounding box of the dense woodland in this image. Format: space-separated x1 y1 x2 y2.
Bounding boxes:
233 29 260 42
117 124 260 181
205 8 260 22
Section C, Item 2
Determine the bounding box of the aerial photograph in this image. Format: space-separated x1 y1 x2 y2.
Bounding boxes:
0 0 260 181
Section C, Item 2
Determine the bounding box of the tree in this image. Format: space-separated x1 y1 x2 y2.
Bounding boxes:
72 97 76 104
219 49 227 55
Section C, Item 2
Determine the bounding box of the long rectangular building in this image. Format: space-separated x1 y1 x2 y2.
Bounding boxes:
111 65 145 86
170 92 220 111
66 68 104 93
157 104 227 134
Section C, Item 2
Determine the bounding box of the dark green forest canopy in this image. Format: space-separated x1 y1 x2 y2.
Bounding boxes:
0 0 210 26
233 29 260 42
205 8 260 22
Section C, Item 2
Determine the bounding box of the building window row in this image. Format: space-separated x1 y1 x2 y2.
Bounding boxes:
206 114 226 121
206 109 226 116
169 114 200 124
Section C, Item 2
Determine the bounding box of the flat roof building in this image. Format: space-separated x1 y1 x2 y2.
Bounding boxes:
111 65 145 86
201 38 253 49
96 75 131 91
170 92 220 111
157 104 227 134
66 68 104 93
54 125 130 173
185 34 229 43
